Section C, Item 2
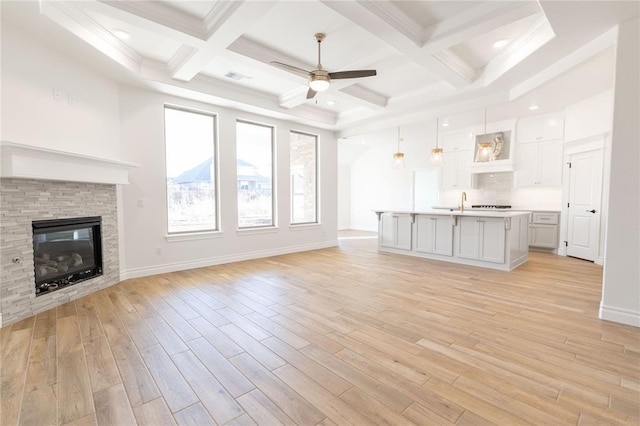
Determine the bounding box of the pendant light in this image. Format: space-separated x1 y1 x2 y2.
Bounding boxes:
393 127 405 170
430 118 443 166
475 108 494 162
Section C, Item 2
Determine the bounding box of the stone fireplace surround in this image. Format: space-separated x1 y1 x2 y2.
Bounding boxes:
1 179 119 326
0 142 136 327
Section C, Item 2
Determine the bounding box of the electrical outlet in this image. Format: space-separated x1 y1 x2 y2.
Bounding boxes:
53 88 63 102
137 198 145 208
68 94 75 106
155 247 163 255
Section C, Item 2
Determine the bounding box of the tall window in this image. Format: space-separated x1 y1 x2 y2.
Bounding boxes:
290 131 318 224
164 106 217 233
236 120 274 228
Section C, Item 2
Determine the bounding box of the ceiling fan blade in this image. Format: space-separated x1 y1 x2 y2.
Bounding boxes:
306 88 317 99
329 70 377 79
270 61 310 78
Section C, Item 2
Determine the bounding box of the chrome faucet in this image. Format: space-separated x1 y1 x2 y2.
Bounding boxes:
460 192 467 213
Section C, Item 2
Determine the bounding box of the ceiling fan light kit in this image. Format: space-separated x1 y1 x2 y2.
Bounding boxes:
271 33 377 99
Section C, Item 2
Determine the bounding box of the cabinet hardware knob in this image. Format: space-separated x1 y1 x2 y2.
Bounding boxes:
586 209 596 213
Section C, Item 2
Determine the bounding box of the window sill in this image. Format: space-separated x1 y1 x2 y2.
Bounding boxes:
236 226 279 236
289 223 321 231
166 230 223 243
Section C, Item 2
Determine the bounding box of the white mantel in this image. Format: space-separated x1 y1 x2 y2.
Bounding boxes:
1 141 138 185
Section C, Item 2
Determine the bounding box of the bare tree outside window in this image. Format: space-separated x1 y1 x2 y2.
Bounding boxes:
164 106 217 233
290 131 318 224
237 121 274 228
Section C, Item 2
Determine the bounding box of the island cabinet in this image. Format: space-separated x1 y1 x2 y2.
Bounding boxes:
375 210 530 271
456 216 505 263
379 213 412 250
414 215 453 256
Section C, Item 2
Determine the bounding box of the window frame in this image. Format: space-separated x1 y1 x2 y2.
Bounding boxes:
163 104 219 235
289 130 319 226
235 119 276 230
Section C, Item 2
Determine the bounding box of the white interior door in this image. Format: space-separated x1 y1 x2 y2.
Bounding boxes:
566 149 603 261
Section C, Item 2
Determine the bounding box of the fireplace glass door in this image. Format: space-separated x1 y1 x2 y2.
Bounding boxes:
32 216 103 295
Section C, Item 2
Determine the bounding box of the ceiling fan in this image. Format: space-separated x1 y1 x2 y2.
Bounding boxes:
271 33 377 99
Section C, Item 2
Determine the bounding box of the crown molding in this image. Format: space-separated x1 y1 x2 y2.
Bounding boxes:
339 85 388 109
432 49 477 84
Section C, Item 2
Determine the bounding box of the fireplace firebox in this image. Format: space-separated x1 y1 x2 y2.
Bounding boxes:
32 216 103 296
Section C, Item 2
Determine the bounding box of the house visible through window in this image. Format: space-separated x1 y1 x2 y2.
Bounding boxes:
164 106 217 233
290 131 318 224
236 120 274 228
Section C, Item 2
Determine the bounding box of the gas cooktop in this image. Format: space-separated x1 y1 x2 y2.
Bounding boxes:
471 205 512 209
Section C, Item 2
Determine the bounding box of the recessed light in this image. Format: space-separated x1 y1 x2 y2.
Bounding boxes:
529 104 539 111
113 29 131 40
327 100 336 106
493 38 509 49
442 121 450 127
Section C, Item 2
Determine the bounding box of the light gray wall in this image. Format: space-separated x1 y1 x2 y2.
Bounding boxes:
118 87 338 278
601 18 640 327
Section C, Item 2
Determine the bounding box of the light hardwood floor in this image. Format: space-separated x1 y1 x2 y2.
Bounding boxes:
2 237 639 425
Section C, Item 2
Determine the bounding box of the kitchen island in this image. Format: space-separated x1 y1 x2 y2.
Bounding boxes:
375 209 530 271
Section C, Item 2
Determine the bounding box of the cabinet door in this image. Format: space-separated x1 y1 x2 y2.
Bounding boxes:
537 140 563 186
516 118 541 143
530 224 558 248
478 218 506 263
439 129 474 151
395 215 413 250
441 151 472 189
414 215 435 253
457 217 480 259
514 143 539 187
379 214 395 248
540 115 564 140
440 151 458 189
433 217 453 256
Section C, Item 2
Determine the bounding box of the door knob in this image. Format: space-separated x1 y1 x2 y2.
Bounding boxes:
586 209 596 213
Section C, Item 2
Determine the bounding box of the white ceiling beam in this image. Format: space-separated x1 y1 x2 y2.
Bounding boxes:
421 2 541 53
339 85 388 109
509 26 617 101
90 1 207 44
483 16 555 87
40 1 143 74
170 1 277 82
319 0 474 88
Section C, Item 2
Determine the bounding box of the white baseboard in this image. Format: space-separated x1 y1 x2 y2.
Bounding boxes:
599 303 640 327
120 240 339 280
0 312 3 329
595 256 605 266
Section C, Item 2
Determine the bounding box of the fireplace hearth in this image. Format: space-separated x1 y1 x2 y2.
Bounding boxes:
32 216 103 296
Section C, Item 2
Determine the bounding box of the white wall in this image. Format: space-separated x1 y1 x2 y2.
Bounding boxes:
600 19 640 327
349 121 433 231
337 165 351 230
118 87 338 278
0 21 123 160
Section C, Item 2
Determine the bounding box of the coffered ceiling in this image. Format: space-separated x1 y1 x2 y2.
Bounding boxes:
3 1 638 137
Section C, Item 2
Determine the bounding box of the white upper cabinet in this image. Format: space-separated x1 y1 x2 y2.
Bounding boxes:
516 114 564 143
515 140 563 187
441 150 473 189
439 129 475 152
515 113 564 187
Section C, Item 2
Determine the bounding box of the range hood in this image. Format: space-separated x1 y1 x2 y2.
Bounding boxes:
470 159 514 173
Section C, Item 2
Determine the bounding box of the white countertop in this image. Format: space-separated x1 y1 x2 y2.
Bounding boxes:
374 209 532 218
